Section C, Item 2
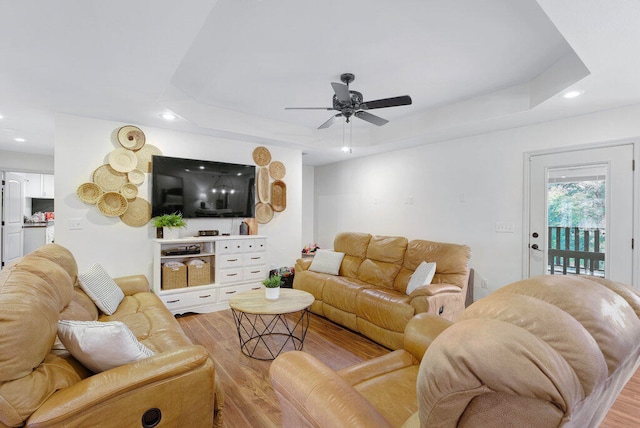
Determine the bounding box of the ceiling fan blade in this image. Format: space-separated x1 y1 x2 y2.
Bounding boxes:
318 113 342 129
331 82 352 104
361 95 412 110
284 107 334 110
355 111 388 126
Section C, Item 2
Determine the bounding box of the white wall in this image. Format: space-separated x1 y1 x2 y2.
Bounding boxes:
54 114 302 279
314 103 640 299
0 150 54 173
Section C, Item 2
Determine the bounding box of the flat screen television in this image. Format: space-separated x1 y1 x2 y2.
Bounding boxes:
151 155 256 219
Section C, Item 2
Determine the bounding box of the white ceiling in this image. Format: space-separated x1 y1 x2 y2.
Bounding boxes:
1 0 640 166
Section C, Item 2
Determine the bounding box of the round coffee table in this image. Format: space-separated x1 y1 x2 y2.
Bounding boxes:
229 288 314 360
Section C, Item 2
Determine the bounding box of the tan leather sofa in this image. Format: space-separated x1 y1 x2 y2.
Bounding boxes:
0 244 223 428
271 275 640 427
294 232 471 349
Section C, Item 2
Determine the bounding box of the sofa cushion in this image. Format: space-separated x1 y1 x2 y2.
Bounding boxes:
309 250 345 275
334 232 372 259
356 288 415 333
100 292 193 352
357 259 403 289
403 240 470 288
366 235 408 264
0 254 78 427
78 263 125 315
323 276 371 314
406 262 436 295
59 287 99 321
57 320 154 373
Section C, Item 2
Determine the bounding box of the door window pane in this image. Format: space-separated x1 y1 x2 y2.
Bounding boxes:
547 165 606 277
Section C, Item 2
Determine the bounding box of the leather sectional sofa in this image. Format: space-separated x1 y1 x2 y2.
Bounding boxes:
0 244 223 428
293 232 471 349
271 274 640 427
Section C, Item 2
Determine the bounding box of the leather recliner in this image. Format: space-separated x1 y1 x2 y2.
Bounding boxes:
0 244 223 428
271 274 640 427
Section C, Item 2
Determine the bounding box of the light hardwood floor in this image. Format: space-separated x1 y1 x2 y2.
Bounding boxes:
177 310 639 427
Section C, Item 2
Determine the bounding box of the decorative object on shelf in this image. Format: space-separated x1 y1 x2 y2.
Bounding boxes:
271 180 286 212
119 197 151 227
134 144 162 173
257 167 270 203
263 274 281 300
119 183 138 200
151 212 186 239
255 202 274 224
127 168 145 185
244 218 258 235
77 182 103 204
108 148 138 173
117 125 146 150
92 164 128 191
269 161 286 180
239 220 249 235
302 243 320 255
252 146 272 166
97 192 128 217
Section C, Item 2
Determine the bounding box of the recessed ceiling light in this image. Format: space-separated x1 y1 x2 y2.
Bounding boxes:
341 146 350 152
15 137 26 142
563 90 584 99
160 112 178 121
0 114 4 119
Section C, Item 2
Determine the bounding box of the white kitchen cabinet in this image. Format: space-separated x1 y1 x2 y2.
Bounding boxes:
24 174 54 198
23 223 55 255
152 235 267 315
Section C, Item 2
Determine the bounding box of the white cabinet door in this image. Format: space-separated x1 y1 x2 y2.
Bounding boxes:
42 174 54 197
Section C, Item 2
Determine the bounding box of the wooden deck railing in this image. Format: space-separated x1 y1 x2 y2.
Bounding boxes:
547 226 605 276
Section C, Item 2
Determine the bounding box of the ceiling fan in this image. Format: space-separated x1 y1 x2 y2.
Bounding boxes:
285 73 412 129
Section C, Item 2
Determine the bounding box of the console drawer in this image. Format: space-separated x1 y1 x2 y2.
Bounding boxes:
244 252 266 266
218 254 244 268
219 267 243 284
244 265 267 281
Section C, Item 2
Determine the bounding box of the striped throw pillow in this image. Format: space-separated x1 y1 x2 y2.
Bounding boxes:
78 264 125 315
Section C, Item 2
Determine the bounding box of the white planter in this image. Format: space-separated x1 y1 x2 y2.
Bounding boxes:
163 227 180 240
265 287 280 300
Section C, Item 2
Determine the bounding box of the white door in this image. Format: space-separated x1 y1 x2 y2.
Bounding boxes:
2 172 24 267
528 144 634 284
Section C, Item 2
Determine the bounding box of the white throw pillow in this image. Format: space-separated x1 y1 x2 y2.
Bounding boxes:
77 263 124 315
57 320 154 373
308 249 346 276
406 261 437 295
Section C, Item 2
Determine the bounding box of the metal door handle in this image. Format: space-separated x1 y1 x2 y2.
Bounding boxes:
530 244 542 251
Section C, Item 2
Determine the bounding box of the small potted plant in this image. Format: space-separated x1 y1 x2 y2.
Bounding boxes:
151 212 187 239
263 274 282 300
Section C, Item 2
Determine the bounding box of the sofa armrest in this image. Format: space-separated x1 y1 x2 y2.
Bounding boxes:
294 258 313 272
403 313 453 361
410 283 461 297
114 274 150 295
27 345 215 426
270 351 393 428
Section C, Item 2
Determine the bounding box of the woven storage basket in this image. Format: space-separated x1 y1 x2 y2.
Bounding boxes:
162 263 187 290
187 261 211 286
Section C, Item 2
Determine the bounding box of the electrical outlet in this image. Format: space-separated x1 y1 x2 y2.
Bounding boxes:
68 218 83 230
481 279 489 289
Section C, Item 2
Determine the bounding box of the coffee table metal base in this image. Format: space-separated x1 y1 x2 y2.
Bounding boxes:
231 308 311 360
